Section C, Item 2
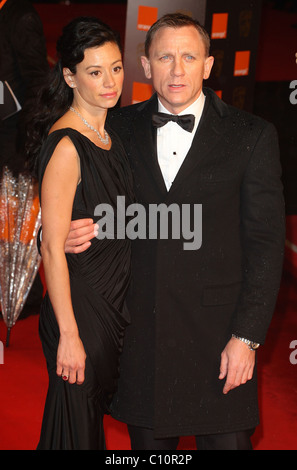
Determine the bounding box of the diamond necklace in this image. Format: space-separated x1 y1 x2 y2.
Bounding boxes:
69 106 109 145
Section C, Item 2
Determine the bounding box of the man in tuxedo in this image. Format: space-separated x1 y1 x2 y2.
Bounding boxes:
65 14 285 450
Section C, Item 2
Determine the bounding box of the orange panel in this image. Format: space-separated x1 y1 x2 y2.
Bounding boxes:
137 5 158 31
234 51 251 76
211 13 229 39
132 82 153 104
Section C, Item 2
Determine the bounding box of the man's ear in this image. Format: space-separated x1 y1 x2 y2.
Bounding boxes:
203 56 214 80
141 56 152 79
63 68 76 89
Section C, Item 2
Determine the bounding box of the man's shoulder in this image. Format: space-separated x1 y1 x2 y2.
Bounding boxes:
110 95 155 120
207 87 272 134
110 102 142 119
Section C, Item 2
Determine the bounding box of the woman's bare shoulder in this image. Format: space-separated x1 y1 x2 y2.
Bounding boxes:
49 110 77 135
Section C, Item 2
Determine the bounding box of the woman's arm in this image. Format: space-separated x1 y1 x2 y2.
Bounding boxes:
40 136 86 385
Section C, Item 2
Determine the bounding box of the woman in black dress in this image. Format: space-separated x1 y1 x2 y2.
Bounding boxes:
27 17 134 450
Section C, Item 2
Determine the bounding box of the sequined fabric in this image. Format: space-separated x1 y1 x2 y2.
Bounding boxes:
0 167 41 344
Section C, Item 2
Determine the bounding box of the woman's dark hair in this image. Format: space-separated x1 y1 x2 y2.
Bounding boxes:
26 16 121 173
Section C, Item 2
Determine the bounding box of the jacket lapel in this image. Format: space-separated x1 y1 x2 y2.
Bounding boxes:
132 94 168 196
167 88 230 199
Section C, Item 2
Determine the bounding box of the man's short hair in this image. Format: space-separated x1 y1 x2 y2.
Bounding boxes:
144 13 211 58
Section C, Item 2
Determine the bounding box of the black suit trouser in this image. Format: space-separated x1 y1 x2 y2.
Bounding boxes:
127 425 254 450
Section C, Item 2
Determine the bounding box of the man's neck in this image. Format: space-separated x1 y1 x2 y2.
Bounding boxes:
158 92 205 117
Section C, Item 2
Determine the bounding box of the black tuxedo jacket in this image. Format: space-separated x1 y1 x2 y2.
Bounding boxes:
108 88 285 437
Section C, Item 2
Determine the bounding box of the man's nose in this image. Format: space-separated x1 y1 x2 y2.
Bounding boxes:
171 58 185 76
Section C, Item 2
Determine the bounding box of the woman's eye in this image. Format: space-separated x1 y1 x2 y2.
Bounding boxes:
90 71 100 76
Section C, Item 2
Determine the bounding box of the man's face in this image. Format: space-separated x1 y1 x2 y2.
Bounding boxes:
141 26 214 114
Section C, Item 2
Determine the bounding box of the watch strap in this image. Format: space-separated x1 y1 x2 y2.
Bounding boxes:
232 334 260 351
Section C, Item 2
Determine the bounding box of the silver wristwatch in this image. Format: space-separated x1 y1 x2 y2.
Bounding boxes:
232 334 260 351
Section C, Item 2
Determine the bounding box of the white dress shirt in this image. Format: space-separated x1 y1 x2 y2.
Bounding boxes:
157 92 205 191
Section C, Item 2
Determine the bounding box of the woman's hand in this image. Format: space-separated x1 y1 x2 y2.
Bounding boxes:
56 332 87 385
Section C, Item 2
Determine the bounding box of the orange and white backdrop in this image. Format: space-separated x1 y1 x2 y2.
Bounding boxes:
34 1 263 111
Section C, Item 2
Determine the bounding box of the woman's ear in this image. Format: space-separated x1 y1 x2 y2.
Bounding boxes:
63 68 76 89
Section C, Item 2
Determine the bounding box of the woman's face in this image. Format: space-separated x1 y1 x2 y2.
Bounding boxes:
65 42 124 112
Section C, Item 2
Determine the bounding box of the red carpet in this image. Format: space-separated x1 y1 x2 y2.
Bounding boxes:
0 266 297 450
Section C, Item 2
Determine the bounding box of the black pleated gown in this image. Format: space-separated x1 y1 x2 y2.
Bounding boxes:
36 128 134 450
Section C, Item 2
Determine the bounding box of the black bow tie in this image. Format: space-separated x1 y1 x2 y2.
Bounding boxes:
152 112 195 133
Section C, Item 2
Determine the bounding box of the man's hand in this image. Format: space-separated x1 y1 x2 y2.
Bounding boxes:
65 218 98 254
219 336 256 395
